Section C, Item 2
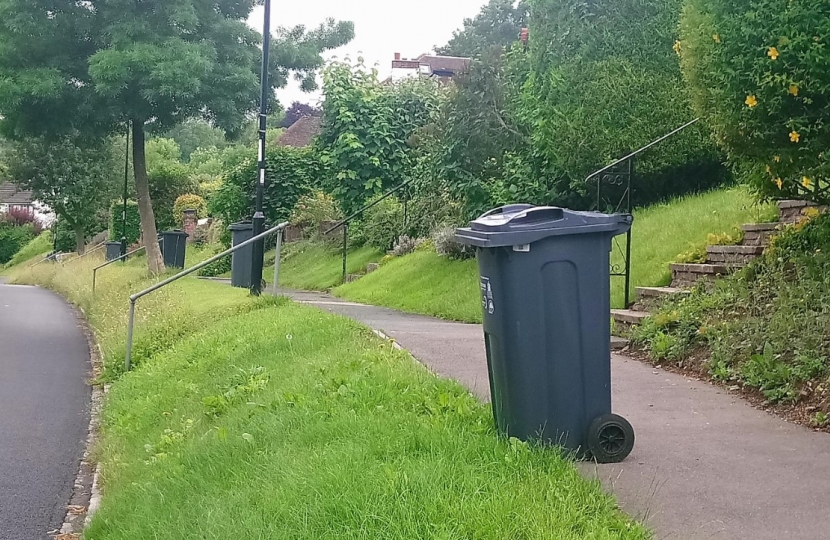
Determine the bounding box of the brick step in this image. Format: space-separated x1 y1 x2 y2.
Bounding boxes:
741 223 780 246
706 245 764 265
633 286 688 311
670 263 730 289
611 309 650 327
778 199 825 224
611 336 630 351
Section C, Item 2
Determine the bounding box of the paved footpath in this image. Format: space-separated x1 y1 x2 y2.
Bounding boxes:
277 288 830 540
0 281 91 540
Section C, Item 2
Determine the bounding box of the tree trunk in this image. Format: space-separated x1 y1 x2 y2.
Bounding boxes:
74 224 86 255
132 121 165 274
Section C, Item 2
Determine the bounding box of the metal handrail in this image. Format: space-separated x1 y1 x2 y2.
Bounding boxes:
585 118 700 182
323 179 415 282
92 245 147 293
124 222 288 371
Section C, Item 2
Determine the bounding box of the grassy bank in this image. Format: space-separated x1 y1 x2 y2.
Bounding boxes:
1 231 53 272
277 241 383 290
337 187 773 322
6 251 648 539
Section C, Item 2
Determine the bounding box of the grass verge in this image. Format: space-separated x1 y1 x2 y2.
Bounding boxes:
277 240 383 290
337 186 773 322
6 246 649 539
1 231 53 272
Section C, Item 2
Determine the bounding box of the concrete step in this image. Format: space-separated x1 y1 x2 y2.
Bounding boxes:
611 309 650 326
670 263 730 288
344 273 362 283
706 245 764 265
741 223 780 246
634 286 689 311
611 336 630 351
366 263 380 274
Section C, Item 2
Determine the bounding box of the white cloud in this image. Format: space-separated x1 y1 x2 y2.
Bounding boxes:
247 0 486 107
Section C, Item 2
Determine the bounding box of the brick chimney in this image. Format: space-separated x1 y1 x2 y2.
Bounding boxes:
394 52 401 60
183 209 197 242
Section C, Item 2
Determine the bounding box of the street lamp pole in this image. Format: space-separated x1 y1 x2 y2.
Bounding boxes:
121 120 130 261
250 0 271 296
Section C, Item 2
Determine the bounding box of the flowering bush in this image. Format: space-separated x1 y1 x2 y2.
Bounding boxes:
173 194 207 227
679 0 830 203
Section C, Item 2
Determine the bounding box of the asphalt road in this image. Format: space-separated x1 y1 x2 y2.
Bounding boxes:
0 282 90 540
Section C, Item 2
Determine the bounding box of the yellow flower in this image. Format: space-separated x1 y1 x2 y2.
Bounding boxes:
774 155 781 163
790 130 801 143
802 176 813 189
673 40 682 55
789 84 799 96
713 34 721 43
768 47 780 60
766 165 772 174
745 95 758 108
775 177 783 190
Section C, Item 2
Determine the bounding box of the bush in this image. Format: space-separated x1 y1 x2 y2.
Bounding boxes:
0 223 35 264
210 146 324 235
432 226 475 260
358 196 405 251
173 194 208 227
2 207 43 233
290 191 342 230
149 162 200 231
679 0 830 204
197 251 232 278
109 201 141 245
392 235 423 257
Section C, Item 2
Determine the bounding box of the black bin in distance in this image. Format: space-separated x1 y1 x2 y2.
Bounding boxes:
105 241 122 262
456 204 635 463
229 222 254 289
160 230 188 269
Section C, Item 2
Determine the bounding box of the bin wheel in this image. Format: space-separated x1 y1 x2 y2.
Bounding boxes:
587 414 634 464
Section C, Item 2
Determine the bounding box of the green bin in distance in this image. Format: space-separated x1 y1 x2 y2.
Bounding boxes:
229 222 254 289
456 205 635 463
160 230 188 269
105 241 122 262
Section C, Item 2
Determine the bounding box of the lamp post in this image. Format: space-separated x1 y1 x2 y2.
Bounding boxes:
121 121 130 260
250 0 271 296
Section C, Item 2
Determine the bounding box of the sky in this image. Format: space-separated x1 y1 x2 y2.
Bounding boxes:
247 0 488 108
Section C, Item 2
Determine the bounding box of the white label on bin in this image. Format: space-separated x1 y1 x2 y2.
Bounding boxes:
513 244 531 252
480 277 495 315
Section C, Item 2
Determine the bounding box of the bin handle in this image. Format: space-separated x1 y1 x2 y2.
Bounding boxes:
478 204 535 219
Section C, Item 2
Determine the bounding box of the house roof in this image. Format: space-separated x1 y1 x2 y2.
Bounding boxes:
276 115 322 148
416 54 471 76
0 182 34 206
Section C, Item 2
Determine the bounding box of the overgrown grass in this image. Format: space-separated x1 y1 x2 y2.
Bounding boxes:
7 245 648 539
277 240 383 290
338 187 772 322
1 231 53 272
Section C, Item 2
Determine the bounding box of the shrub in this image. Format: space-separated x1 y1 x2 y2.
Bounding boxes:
290 191 342 230
0 223 35 264
149 162 200 231
2 207 43 233
197 251 232 277
173 194 208 227
679 0 830 204
392 235 423 257
109 200 141 245
360 196 405 251
210 146 324 234
432 226 475 260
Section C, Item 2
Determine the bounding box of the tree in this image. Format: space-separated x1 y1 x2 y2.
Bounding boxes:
280 102 321 128
679 0 830 204
164 120 228 162
9 135 117 254
0 1 353 273
437 0 530 58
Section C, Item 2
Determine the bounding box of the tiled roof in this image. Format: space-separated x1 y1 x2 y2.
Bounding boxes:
416 54 471 75
0 182 34 206
276 116 322 148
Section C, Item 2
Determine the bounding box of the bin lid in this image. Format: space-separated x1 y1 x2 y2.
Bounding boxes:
455 204 632 248
162 229 190 237
228 221 254 232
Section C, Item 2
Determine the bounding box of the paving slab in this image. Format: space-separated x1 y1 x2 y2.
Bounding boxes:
275 287 830 540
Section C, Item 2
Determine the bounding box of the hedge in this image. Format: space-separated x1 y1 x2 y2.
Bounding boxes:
109 200 141 245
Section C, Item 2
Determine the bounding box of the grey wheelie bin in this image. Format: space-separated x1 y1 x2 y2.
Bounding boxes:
105 241 122 262
456 204 635 463
160 230 188 269
229 222 254 289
